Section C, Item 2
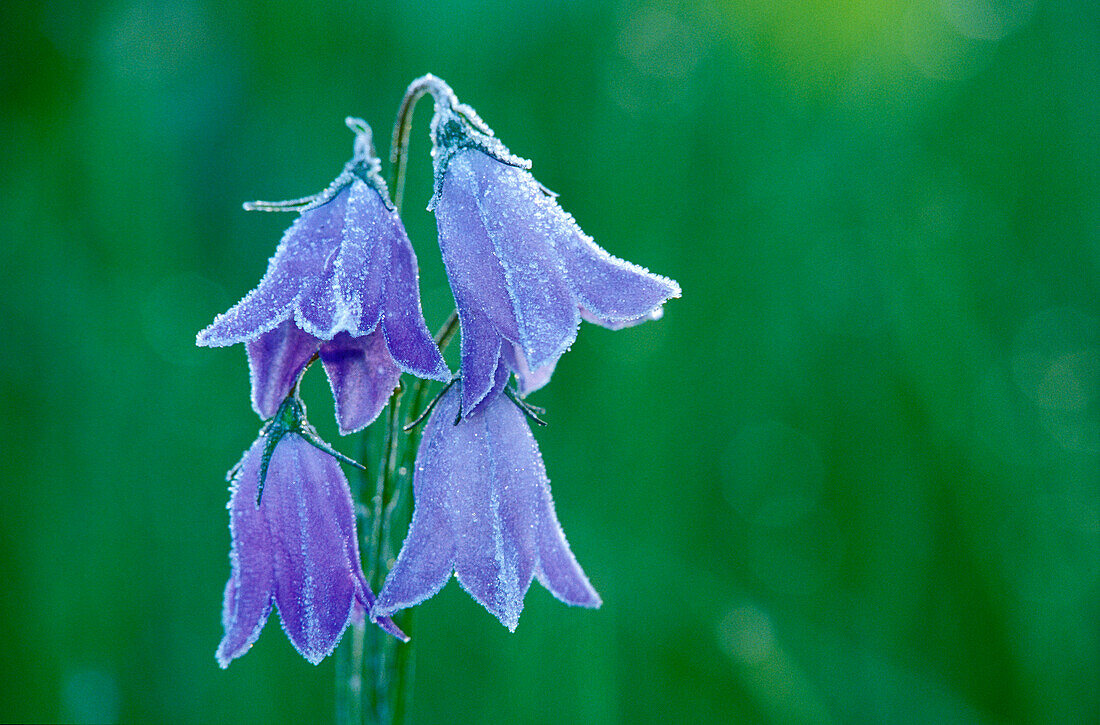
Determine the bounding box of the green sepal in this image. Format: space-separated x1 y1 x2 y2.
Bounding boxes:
254 394 365 507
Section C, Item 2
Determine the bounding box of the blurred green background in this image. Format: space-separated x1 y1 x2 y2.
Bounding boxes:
2 0 1097 722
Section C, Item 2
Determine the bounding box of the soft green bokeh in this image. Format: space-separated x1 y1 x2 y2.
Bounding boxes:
2 0 1096 722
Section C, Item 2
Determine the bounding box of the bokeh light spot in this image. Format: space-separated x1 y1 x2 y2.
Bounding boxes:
939 0 1038 41
61 667 119 725
903 1 996 81
609 6 704 115
1012 308 1098 412
717 603 776 666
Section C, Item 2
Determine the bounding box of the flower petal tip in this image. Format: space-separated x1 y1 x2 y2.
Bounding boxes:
540 572 603 610
195 324 231 348
377 616 410 643
429 360 454 383
484 594 525 632
214 636 254 669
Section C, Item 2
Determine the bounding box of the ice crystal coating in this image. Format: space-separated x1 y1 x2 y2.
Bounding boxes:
374 381 601 631
217 411 405 668
425 81 681 414
197 118 449 432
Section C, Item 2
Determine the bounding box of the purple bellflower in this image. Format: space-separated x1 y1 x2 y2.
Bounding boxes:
217 395 406 668
197 118 450 433
423 78 681 415
374 378 601 630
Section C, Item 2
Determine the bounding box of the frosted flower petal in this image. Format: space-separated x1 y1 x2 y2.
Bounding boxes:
198 191 352 347
217 439 276 666
375 384 600 630
247 320 318 419
501 342 557 396
319 330 402 436
427 84 679 411
381 228 452 381
216 430 404 668
197 119 450 429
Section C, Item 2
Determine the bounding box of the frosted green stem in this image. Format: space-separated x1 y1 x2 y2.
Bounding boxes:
389 74 456 209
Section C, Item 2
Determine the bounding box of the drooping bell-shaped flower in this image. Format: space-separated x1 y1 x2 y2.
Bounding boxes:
197 118 450 433
421 77 680 414
217 395 406 668
374 377 601 631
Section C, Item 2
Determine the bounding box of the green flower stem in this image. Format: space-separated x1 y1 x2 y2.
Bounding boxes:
339 80 458 725
364 381 404 722
335 621 365 725
389 74 451 210
366 310 459 723
336 424 372 725
368 385 404 590
389 609 416 725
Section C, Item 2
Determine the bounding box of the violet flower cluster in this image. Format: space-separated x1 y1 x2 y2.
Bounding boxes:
198 76 679 666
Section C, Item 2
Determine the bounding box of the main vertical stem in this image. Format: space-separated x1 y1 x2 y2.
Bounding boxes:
335 622 365 725
337 423 372 725
364 384 402 722
339 78 453 725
